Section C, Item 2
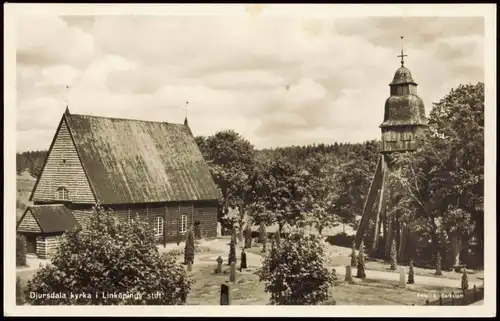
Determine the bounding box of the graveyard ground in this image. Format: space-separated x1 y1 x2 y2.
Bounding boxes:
16 237 484 305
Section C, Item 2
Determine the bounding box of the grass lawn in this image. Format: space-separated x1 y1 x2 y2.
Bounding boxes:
187 265 268 305
186 265 459 305
17 259 468 306
244 244 484 283
245 245 266 257
333 278 458 305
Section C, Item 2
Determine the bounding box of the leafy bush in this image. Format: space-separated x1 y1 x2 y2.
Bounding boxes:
184 228 195 265
258 229 335 305
325 232 355 248
26 204 193 305
16 234 27 267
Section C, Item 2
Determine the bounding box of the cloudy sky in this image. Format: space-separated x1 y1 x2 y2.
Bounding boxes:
15 11 485 152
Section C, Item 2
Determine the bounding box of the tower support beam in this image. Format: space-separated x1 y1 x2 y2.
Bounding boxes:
371 154 388 254
355 154 384 248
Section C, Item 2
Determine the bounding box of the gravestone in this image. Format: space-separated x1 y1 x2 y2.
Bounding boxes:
187 262 192 272
220 284 230 305
216 222 222 237
230 262 236 282
399 267 406 288
215 256 223 274
345 265 353 283
240 249 247 270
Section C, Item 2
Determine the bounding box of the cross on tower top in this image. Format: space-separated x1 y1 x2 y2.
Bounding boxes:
397 36 408 66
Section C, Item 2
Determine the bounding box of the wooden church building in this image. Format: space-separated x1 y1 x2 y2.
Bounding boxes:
17 108 220 259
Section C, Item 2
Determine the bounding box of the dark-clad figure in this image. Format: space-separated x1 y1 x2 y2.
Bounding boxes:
240 248 247 270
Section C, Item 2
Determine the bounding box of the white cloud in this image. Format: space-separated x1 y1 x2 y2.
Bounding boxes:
16 15 485 152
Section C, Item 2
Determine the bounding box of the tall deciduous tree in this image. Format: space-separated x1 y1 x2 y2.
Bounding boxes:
258 157 306 232
390 83 484 267
299 153 341 235
195 130 256 233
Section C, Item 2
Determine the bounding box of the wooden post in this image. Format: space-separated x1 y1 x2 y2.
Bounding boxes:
220 284 230 305
451 291 454 305
439 295 442 306
371 160 387 254
345 265 353 284
473 285 477 300
230 262 236 283
355 155 383 247
385 214 394 257
399 267 406 288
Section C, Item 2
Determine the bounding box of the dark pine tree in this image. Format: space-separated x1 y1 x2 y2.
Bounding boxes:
407 259 415 284
350 241 357 267
435 252 443 276
461 268 469 290
356 241 366 279
228 238 237 266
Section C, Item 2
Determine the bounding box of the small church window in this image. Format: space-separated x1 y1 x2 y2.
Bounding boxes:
180 215 188 235
154 216 164 236
402 132 413 141
55 186 69 200
385 131 397 142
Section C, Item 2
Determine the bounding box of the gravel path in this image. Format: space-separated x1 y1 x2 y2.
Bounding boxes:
330 265 483 288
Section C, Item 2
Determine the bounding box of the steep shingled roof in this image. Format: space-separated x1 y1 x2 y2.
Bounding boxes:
381 95 428 127
19 205 81 233
65 114 220 204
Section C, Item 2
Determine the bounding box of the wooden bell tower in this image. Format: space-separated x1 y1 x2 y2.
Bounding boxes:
355 37 428 259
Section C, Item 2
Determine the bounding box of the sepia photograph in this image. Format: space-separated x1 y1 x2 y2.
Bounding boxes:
4 3 496 317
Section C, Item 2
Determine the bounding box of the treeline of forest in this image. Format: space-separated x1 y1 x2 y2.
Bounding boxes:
16 151 47 177
16 142 379 179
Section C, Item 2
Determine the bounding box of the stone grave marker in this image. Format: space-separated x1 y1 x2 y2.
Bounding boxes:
345 265 354 283
220 284 230 305
230 262 236 283
215 256 223 274
216 222 222 237
399 267 406 288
